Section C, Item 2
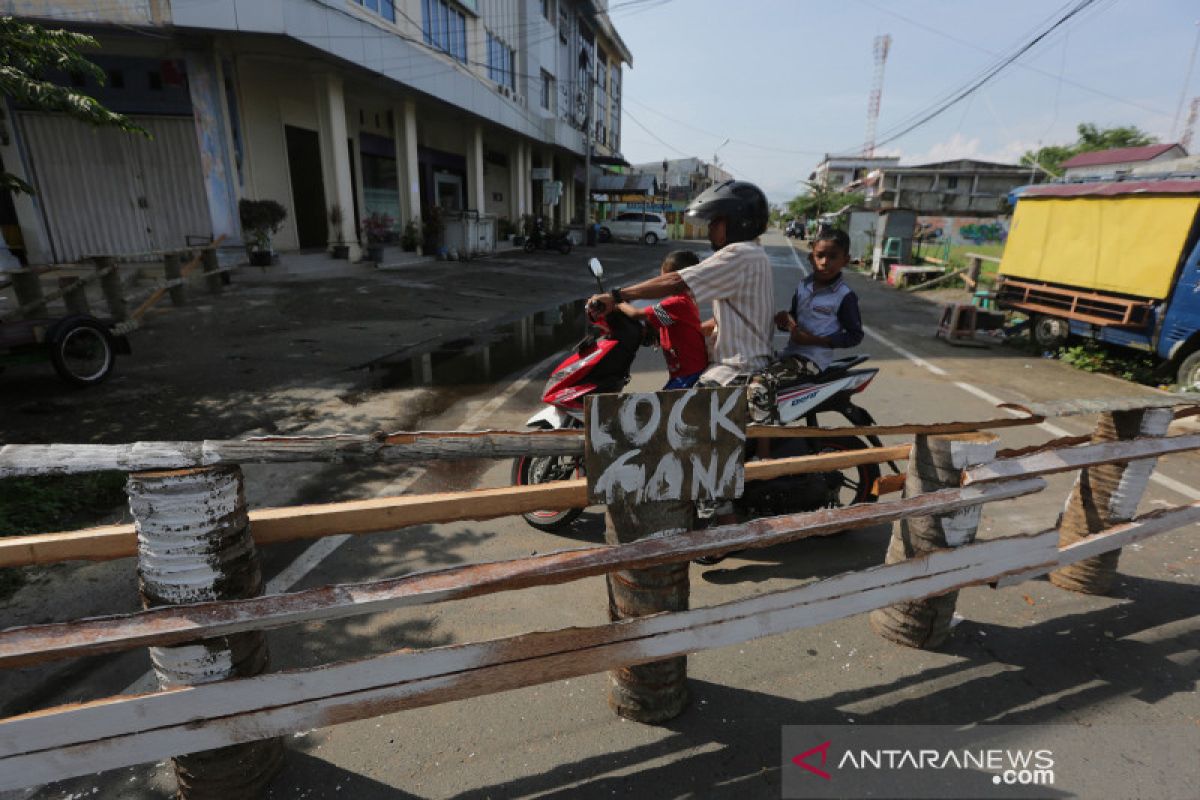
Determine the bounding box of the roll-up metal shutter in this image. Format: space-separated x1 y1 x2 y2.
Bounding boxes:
18 114 211 262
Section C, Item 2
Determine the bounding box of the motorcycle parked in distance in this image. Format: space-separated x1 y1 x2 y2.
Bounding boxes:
523 218 573 255
512 257 892 532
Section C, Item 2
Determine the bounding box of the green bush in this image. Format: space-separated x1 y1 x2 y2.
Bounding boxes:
1057 341 1160 386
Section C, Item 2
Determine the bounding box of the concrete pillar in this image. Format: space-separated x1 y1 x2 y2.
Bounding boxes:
509 140 525 221
183 49 241 247
315 72 359 260
467 124 485 214
396 100 421 230
544 147 556 226
0 98 53 263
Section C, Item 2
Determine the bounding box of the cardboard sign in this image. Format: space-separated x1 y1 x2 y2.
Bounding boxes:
585 388 746 505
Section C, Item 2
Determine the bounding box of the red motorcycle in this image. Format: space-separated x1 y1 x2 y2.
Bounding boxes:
511 258 643 531
512 258 887 533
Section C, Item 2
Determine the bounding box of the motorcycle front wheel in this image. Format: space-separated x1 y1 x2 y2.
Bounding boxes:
511 454 583 532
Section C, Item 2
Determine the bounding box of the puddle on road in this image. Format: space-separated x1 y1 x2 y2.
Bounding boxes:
368 299 587 391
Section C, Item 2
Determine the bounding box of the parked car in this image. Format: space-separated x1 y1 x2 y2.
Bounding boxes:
599 212 670 245
785 219 804 238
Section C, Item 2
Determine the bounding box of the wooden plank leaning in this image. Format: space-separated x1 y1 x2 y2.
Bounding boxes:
962 433 1200 485
0 479 1045 671
0 445 913 569
0 524 1060 792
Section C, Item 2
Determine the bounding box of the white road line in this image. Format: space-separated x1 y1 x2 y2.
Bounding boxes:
123 349 565 695
860 325 1200 500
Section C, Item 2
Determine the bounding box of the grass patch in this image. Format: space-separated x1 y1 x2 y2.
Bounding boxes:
1056 340 1162 386
0 471 128 599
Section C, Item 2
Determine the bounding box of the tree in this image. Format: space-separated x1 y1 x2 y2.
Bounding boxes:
0 16 145 194
1020 122 1157 177
787 180 865 221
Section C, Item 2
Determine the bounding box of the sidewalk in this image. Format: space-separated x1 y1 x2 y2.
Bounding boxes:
0 241 667 446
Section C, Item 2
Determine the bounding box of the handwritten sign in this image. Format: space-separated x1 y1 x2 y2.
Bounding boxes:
585 388 746 505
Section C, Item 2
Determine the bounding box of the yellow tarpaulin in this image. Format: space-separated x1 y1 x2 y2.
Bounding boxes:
999 195 1200 300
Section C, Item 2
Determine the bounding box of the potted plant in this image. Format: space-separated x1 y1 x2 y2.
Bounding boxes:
422 206 445 255
329 204 349 259
496 216 514 243
361 212 394 262
238 198 287 267
400 217 420 252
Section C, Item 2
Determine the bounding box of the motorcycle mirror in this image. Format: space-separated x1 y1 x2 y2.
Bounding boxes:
588 257 605 293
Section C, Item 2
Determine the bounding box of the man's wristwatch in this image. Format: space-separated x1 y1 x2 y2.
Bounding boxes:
611 287 624 303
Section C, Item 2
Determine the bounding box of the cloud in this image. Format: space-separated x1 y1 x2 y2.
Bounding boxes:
899 133 1036 166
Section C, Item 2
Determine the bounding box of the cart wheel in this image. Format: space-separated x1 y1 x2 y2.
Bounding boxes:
50 318 115 387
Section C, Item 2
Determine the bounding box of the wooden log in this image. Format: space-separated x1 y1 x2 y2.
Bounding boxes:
202 248 223 295
966 255 984 289
0 527 1059 791
0 478 1046 670
92 256 127 321
999 394 1200 419
994 501 1200 588
10 271 45 318
1050 407 1173 595
870 431 999 649
906 267 965 291
962 432 1200 485
58 276 91 316
127 237 225 324
0 446 914 568
747 414 1043 439
129 466 283 798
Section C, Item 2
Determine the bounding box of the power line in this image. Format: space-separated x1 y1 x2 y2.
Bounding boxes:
837 0 1103 155
622 107 689 157
853 0 1170 121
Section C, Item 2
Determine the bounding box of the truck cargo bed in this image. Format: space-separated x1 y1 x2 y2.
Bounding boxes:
996 278 1154 327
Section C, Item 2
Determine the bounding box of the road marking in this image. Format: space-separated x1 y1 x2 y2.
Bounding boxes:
123 349 565 695
860 325 1200 500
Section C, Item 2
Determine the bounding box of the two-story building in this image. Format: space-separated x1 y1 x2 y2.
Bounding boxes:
808 154 900 189
873 159 1031 215
0 0 631 264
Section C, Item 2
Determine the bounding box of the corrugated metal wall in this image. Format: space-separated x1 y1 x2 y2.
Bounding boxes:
18 114 210 262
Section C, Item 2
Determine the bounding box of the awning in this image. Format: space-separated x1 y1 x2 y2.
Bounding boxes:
591 154 631 167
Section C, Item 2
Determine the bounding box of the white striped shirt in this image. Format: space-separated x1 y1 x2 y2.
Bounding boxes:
678 241 774 385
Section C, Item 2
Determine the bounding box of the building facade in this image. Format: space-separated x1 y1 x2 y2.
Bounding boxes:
1060 143 1187 179
873 159 1031 215
809 154 900 189
0 0 631 264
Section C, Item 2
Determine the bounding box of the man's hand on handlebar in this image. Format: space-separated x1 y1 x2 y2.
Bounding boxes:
587 293 615 317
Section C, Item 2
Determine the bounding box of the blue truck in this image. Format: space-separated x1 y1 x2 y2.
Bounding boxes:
996 179 1200 390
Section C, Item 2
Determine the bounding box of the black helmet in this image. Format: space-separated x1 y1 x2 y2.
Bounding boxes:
684 180 769 244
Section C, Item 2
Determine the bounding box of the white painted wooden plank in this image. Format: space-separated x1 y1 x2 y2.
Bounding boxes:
963 433 1200 484
993 502 1200 588
0 478 1045 668
0 529 1057 786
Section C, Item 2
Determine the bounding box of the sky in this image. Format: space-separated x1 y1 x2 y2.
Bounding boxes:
609 0 1200 203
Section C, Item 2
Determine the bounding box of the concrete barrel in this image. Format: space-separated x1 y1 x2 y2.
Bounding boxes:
605 498 692 723
869 431 998 649
129 465 283 799
1049 407 1172 595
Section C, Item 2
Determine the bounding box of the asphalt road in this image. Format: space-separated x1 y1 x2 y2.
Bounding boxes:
6 231 1199 799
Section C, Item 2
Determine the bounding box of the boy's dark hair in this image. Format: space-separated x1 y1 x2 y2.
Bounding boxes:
661 249 701 273
813 226 850 255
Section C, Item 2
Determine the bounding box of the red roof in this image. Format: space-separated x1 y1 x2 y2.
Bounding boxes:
1022 179 1200 198
1060 144 1180 169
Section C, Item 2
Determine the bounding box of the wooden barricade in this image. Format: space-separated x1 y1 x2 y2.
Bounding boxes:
0 394 1198 797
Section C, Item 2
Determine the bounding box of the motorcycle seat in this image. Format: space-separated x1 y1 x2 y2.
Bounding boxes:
813 354 870 381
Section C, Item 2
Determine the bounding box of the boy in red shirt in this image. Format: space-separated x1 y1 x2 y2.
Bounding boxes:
614 250 708 389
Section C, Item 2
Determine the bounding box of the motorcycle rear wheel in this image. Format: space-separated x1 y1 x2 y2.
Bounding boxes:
511 454 583 532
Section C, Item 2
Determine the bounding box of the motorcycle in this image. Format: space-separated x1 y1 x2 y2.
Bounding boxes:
511 257 893 532
523 219 573 255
